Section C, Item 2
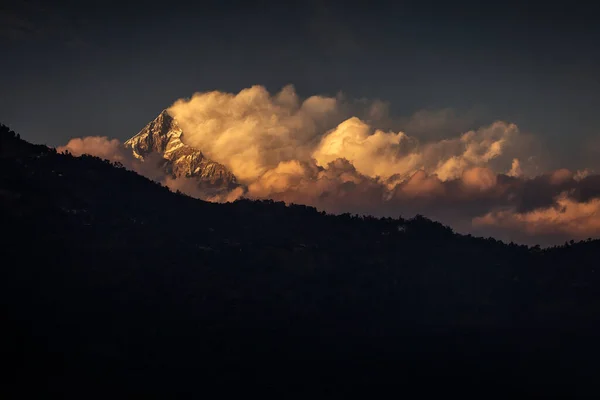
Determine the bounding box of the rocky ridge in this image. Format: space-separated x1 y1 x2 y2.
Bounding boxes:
124 110 237 190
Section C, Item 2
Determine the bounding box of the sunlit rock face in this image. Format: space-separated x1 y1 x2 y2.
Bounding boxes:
125 110 238 190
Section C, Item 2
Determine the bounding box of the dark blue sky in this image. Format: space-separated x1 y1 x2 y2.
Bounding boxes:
2 0 599 169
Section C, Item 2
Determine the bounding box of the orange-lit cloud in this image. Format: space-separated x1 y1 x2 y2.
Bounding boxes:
169 86 534 183
57 136 127 163
474 193 600 238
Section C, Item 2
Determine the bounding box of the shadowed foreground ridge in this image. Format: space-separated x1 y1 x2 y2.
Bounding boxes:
2 124 600 397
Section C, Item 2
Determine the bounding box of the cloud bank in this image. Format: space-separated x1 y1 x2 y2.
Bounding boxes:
58 85 600 245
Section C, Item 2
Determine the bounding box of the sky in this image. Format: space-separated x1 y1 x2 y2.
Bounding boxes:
3 0 600 244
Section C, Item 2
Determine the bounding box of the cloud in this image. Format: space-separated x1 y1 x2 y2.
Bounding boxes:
507 159 523 177
313 117 421 179
461 167 498 191
57 85 600 245
549 168 573 185
57 136 130 163
396 170 445 198
169 86 535 183
168 85 342 182
474 193 600 239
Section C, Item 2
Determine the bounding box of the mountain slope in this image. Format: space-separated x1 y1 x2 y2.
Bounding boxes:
124 110 237 189
3 124 600 396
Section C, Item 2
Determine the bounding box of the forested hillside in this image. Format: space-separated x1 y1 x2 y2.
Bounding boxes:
2 124 600 396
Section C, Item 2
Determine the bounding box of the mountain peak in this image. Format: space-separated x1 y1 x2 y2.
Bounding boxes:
124 110 238 191
124 110 182 159
154 109 175 129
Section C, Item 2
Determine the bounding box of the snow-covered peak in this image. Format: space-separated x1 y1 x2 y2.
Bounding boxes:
124 110 183 160
124 110 238 191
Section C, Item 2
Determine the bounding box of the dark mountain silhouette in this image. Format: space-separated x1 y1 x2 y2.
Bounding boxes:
2 123 600 397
